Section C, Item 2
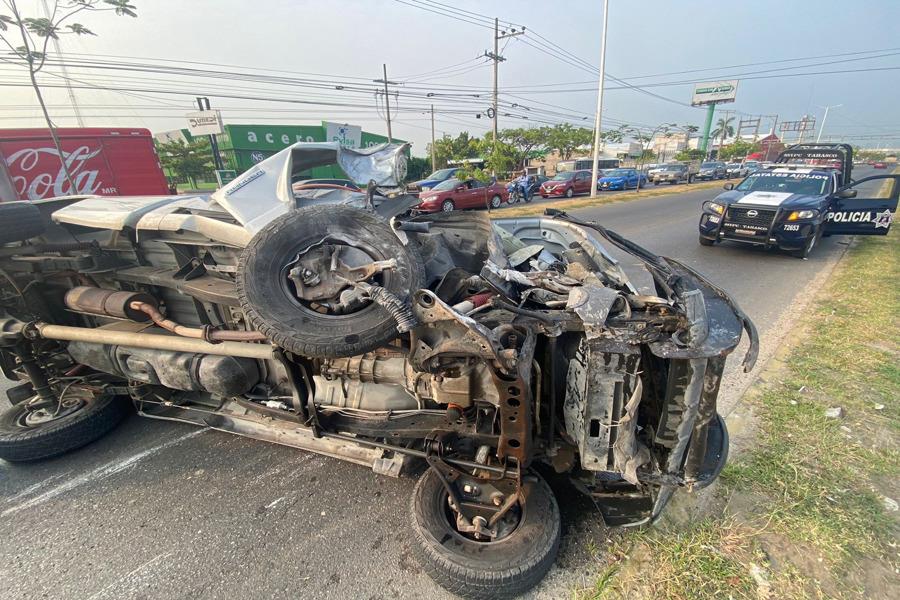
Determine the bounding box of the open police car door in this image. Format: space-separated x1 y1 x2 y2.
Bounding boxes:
825 174 898 236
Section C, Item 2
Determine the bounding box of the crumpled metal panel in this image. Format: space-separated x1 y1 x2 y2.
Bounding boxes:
564 338 644 475
209 142 409 233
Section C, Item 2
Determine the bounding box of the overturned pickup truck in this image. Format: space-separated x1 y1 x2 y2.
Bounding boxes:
0 142 756 599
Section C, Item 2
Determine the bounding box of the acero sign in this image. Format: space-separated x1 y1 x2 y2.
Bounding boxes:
691 80 739 106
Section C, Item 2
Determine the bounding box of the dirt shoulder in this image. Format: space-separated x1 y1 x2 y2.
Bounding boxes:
580 231 899 600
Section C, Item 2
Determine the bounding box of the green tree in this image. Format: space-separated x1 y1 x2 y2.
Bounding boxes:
545 123 594 160
718 139 760 160
475 136 518 177
156 139 213 189
406 156 431 181
711 116 736 154
498 126 550 169
428 132 480 168
0 1 138 192
674 148 704 161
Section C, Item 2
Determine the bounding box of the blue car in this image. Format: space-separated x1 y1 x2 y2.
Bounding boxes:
597 168 647 191
410 167 460 192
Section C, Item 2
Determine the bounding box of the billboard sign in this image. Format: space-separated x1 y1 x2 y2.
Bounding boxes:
691 80 739 106
780 117 816 132
324 121 362 148
186 110 223 136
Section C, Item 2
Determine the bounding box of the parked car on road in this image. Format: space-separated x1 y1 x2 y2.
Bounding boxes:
415 177 508 212
650 163 693 185
873 161 887 169
407 167 460 192
725 163 749 178
743 160 762 174
699 143 897 258
696 161 727 180
539 169 593 198
598 168 647 191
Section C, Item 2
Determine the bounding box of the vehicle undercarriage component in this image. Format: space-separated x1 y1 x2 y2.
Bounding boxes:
67 340 260 397
29 321 275 360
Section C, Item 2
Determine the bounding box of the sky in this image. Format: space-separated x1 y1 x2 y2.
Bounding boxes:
1 0 899 154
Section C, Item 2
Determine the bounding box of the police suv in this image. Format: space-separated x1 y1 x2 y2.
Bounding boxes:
698 143 897 258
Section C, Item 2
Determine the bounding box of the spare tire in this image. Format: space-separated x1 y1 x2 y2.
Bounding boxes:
0 202 47 245
237 205 424 358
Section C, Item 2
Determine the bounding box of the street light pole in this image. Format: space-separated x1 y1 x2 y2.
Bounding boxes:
590 0 609 199
816 104 842 142
430 104 436 169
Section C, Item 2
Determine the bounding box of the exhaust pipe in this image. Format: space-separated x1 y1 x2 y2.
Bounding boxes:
34 323 275 360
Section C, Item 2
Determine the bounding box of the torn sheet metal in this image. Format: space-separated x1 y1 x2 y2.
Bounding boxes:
612 378 651 485
210 142 409 233
566 284 624 338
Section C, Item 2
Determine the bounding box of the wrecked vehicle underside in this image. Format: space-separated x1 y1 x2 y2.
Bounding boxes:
0 142 757 599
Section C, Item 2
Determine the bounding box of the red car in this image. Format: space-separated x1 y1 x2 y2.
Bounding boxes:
873 162 887 169
539 170 594 198
415 178 509 212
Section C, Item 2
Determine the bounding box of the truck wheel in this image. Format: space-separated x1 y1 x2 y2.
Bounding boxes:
0 389 129 462
699 235 715 247
0 202 47 245
237 205 425 358
410 469 561 599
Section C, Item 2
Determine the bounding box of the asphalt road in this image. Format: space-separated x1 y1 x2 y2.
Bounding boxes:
0 169 879 599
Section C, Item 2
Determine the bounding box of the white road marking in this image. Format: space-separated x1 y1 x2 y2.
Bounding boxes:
3 472 72 504
85 552 173 600
1 429 206 517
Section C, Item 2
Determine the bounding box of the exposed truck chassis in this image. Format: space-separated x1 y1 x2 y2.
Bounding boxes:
0 142 757 599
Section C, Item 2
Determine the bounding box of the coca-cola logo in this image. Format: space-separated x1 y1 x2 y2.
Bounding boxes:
5 145 104 200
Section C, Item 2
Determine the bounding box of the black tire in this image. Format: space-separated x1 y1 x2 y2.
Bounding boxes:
441 199 455 212
237 205 425 358
653 181 659 186
489 194 503 209
791 229 820 259
410 469 561 600
699 235 715 246
565 187 574 198
0 202 47 245
0 392 129 462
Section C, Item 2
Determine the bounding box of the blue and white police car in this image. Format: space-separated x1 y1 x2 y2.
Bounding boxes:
699 144 897 258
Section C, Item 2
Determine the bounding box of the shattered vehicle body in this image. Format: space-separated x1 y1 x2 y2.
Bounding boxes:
0 142 757 599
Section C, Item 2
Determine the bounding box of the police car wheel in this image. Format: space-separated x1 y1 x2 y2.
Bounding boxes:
699 236 715 247
791 232 818 259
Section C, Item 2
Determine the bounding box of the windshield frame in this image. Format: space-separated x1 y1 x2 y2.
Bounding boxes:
550 172 575 181
734 172 831 196
603 169 631 177
427 168 456 181
431 178 461 191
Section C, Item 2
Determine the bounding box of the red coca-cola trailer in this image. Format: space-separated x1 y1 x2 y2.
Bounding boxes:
0 127 170 202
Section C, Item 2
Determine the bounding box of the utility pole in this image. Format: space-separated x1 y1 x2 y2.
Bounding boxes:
485 19 524 170
196 97 224 171
374 64 398 142
816 104 842 142
372 64 399 144
430 104 436 169
590 0 609 198
41 0 83 126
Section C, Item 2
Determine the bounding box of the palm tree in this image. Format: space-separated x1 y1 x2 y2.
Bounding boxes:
711 116 736 157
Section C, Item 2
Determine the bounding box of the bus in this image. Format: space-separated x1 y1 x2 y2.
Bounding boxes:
556 157 620 173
